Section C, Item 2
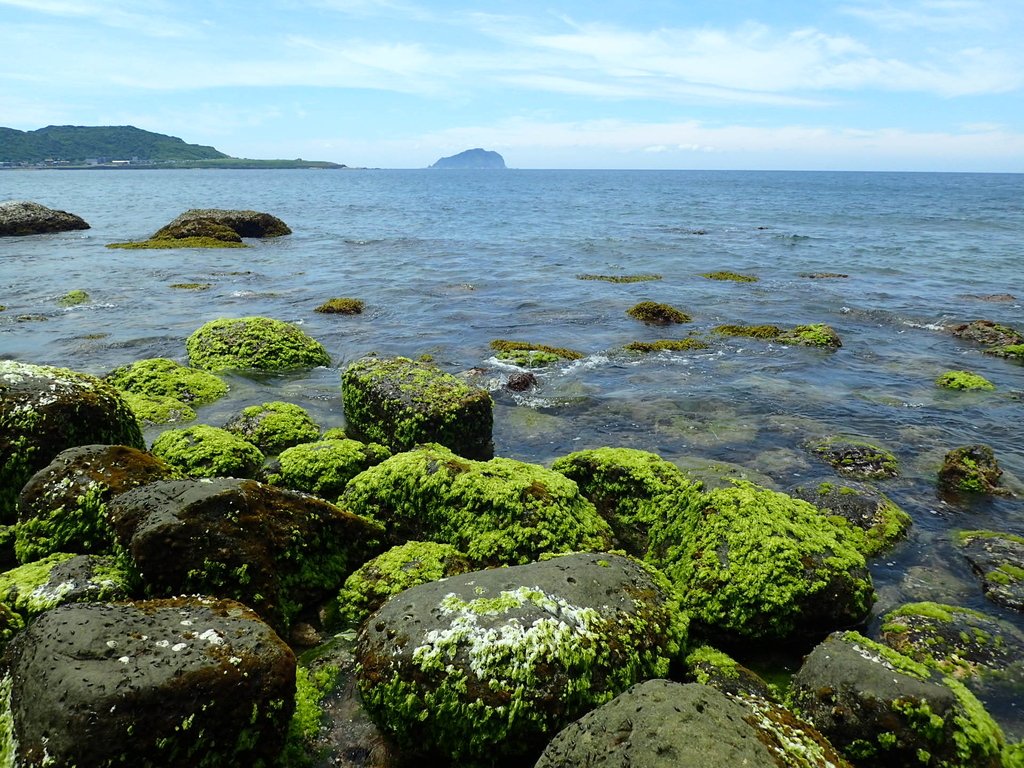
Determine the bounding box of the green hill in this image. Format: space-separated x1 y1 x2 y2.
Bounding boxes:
0 125 229 164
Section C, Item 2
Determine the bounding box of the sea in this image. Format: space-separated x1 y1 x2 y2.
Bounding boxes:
2 168 1023 731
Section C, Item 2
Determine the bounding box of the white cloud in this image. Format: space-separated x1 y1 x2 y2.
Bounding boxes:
839 0 1005 32
0 0 194 37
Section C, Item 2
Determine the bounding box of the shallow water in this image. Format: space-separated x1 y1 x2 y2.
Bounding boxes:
2 168 1023 732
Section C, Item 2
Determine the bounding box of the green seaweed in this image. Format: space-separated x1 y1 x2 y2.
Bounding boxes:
107 237 248 249
105 357 228 405
626 301 691 324
186 317 331 372
315 297 364 314
624 337 710 352
576 273 663 283
57 289 90 307
713 324 784 339
489 340 584 361
151 425 265 479
936 371 996 391
702 271 758 282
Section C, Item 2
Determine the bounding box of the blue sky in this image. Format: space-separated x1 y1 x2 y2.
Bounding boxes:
2 0 1022 170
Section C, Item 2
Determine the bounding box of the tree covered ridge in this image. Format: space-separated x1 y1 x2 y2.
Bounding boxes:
0 125 228 163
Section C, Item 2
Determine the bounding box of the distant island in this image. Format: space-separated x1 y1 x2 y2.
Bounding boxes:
0 125 345 169
430 148 506 169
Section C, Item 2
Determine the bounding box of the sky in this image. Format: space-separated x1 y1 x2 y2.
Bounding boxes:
2 0 1023 171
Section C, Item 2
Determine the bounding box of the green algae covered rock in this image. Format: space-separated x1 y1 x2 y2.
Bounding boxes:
807 435 899 480
0 553 130 628
879 602 1024 681
624 337 710 353
262 437 390 500
342 356 493 459
15 443 181 563
489 339 585 362
714 323 784 339
336 540 472 627
937 370 997 391
938 444 1008 496
702 271 758 282
0 597 296 768
57 289 90 307
791 481 911 557
118 390 197 425
791 631 1008 768
649 481 873 642
956 530 1024 613
550 447 704 556
625 301 691 325
105 357 228 405
684 645 782 702
0 360 143 524
315 297 364 314
151 424 265 479
778 323 843 348
988 343 1024 361
152 217 243 243
355 552 688 766
157 208 292 238
107 236 247 250
952 320 1023 348
107 478 385 634
223 401 320 456
186 316 331 372
340 444 613 566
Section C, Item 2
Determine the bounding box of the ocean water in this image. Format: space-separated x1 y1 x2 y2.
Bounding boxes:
2 168 1023 728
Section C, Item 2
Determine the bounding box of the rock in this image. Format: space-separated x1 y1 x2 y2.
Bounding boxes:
223 401 321 456
356 552 687 766
790 631 1007 768
0 553 130 629
150 424 265 479
340 444 613 566
648 481 873 642
186 316 331 372
0 200 90 236
341 356 493 459
806 435 899 480
504 371 538 391
956 530 1024 612
551 447 704 556
535 679 850 768
335 540 472 627
0 597 296 767
879 601 1024 681
107 477 384 633
152 217 243 243
262 438 391 501
938 444 1009 496
118 390 197 425
702 271 758 282
429 148 506 169
683 645 781 702
105 357 228 404
154 208 292 238
57 289 90 307
0 360 143 524
952 320 1023 347
778 323 843 349
625 301 691 324
936 370 997 391
15 443 180 563
315 297 364 314
790 480 911 557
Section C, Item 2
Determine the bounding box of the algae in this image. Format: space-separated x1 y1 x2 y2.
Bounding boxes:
315 298 364 315
936 371 996 391
625 301 691 325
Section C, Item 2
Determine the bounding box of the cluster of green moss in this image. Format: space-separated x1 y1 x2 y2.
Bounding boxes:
576 273 663 283
263 437 391 500
714 324 784 339
186 317 331 372
57 289 90 307
987 344 1024 360
804 481 911 557
702 271 759 282
489 339 584 361
0 554 128 624
106 358 228 405
626 301 691 324
170 283 212 291
119 391 197 425
778 323 843 348
939 445 1006 495
624 337 710 353
107 237 248 249
936 370 996 391
224 401 321 456
151 425 265 478
315 297 364 314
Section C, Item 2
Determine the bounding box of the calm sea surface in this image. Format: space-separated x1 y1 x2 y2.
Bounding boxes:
2 168 1023 728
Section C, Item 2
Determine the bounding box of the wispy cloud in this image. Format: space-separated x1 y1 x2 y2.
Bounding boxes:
839 0 1005 32
0 0 194 37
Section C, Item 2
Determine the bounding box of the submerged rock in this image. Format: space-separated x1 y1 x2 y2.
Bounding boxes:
107 477 385 633
342 356 493 459
952 320 1023 348
807 435 899 480
790 631 1008 768
778 323 843 348
340 444 613 566
356 552 687 766
0 200 90 236
938 444 1009 496
0 360 143 524
0 597 296 767
956 530 1024 612
186 316 331 372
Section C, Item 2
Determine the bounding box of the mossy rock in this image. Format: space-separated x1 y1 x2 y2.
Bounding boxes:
551 447 704 556
1 360 144 524
778 323 843 349
624 337 710 353
262 437 390 500
702 271 758 282
223 401 321 456
118 391 197 426
713 324 784 339
105 357 228 405
15 444 181 563
151 217 243 243
791 481 911 557
186 316 331 372
341 356 493 460
952 320 1023 347
987 344 1024 361
150 424 265 479
938 444 1008 496
315 297 364 314
496 349 561 368
683 645 781 702
626 301 691 325
0 553 130 627
936 370 996 391
0 200 90 236
648 481 874 642
340 444 614 566
879 601 1024 681
956 530 1024 613
57 289 90 307
489 339 584 361
336 541 472 628
576 273 662 283
791 631 1008 768
155 208 292 238
807 436 899 480
355 552 688 766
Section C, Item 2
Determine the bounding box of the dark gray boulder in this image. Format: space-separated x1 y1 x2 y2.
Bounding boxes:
0 597 295 767
107 477 385 634
534 679 849 768
938 444 1009 496
0 200 90 236
956 530 1024 612
0 361 144 525
790 631 1007 767
153 208 291 238
356 552 688 766
790 480 911 557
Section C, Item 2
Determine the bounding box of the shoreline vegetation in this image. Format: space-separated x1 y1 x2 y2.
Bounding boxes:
0 159 349 170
